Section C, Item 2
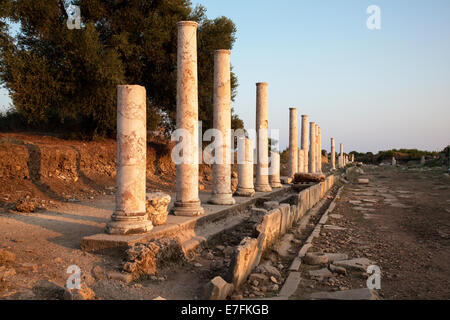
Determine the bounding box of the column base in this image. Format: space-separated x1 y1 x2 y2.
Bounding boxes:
105 214 153 235
208 193 236 205
270 182 283 189
172 201 204 217
234 187 255 197
254 184 272 192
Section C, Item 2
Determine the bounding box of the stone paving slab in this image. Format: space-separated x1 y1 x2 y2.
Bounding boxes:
310 288 379 300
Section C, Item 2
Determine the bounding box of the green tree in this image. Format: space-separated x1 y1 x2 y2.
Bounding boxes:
0 0 243 138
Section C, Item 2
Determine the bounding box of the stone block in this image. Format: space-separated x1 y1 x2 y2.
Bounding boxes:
279 272 302 298
297 189 310 220
279 204 291 235
203 276 234 300
256 208 282 251
146 192 171 226
230 237 261 288
289 205 297 229
310 288 379 300
334 258 374 272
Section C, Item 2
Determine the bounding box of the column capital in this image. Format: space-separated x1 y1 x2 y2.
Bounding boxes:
177 21 199 28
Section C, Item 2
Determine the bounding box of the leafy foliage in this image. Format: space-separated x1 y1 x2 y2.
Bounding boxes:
0 0 243 139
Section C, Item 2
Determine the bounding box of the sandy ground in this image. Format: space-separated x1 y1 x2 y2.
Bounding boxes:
1 163 449 300
291 165 450 300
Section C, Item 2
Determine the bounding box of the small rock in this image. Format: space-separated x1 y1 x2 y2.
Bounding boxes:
258 264 282 281
303 252 329 266
107 271 133 283
203 276 234 300
249 273 268 285
91 265 106 280
19 263 38 272
270 276 278 284
231 294 243 300
329 264 347 275
0 268 16 281
64 283 95 300
223 247 235 258
15 199 36 213
309 268 333 280
0 249 16 264
202 250 215 260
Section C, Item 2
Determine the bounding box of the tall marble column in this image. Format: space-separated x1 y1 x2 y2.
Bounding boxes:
339 143 344 168
255 83 272 192
106 85 153 235
269 151 282 188
235 137 255 197
309 122 316 173
209 50 235 205
173 21 204 216
288 108 298 178
331 138 336 170
298 149 304 173
301 115 309 173
317 127 322 173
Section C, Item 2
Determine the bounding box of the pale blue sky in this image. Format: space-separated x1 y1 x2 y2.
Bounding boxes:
1 0 449 152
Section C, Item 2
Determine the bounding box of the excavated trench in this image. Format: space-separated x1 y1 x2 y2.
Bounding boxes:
124 181 339 300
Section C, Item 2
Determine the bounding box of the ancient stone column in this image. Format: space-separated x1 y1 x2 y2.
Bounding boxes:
301 115 309 173
298 149 304 173
340 143 344 168
317 126 322 173
106 85 153 235
392 157 397 166
309 122 316 173
331 138 336 170
288 108 298 178
235 137 255 197
420 155 425 165
351 154 355 162
269 151 282 189
255 82 272 192
209 50 235 205
314 125 320 173
173 21 204 216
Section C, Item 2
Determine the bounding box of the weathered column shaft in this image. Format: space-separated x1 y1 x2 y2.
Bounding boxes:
255 82 272 192
340 143 344 168
317 126 322 173
309 122 316 173
106 85 153 235
209 50 235 205
269 151 282 188
288 108 298 178
331 138 336 170
236 137 255 197
301 115 309 173
173 21 204 216
314 126 318 172
298 149 305 173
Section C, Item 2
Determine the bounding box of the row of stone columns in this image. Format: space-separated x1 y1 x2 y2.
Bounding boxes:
107 21 351 235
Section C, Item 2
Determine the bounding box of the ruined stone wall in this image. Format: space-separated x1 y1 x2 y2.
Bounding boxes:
229 174 336 288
